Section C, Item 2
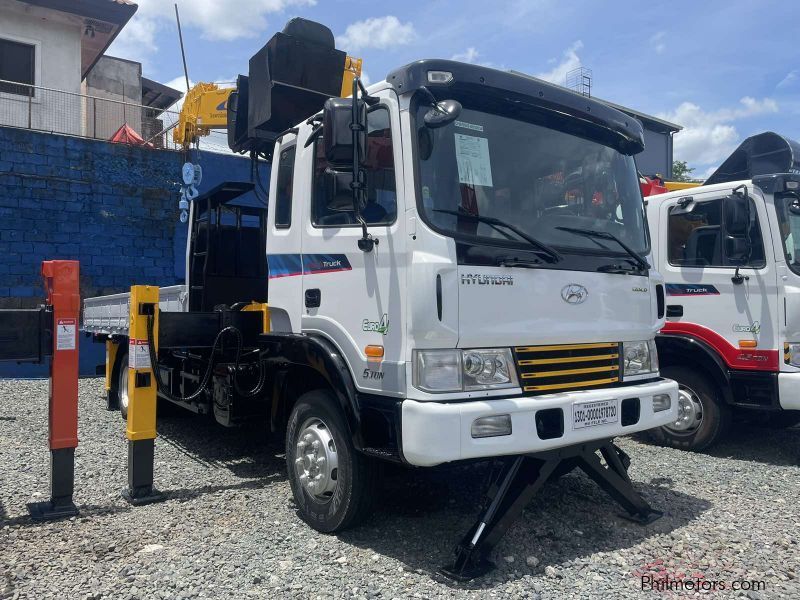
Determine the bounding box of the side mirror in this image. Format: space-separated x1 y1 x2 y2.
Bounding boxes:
323 168 356 212
424 99 462 129
323 97 366 170
725 193 750 236
789 197 800 216
725 236 752 263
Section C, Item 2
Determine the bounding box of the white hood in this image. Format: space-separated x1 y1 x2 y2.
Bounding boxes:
457 266 655 348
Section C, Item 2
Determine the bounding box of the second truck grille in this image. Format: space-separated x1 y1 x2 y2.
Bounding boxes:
514 342 621 394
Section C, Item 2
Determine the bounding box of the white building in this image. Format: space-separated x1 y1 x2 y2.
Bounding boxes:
0 0 136 136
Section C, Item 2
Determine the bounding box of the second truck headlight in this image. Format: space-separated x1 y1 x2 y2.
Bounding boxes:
413 348 519 393
787 343 800 367
622 340 659 378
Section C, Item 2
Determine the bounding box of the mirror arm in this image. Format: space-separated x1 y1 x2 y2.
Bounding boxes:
351 76 377 252
730 184 752 284
304 123 323 148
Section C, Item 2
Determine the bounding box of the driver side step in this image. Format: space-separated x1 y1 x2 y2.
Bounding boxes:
440 440 662 581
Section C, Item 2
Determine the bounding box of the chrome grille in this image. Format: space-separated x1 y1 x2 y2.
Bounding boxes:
514 343 621 394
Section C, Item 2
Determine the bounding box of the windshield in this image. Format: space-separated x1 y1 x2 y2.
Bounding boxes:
415 105 649 258
776 193 800 275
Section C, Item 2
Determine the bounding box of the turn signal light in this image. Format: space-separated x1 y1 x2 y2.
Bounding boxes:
738 340 758 349
365 345 384 361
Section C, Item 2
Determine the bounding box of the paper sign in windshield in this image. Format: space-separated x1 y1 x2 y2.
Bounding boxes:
455 134 493 188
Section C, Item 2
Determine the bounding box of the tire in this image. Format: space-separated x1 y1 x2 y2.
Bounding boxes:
286 390 377 533
650 366 730 451
112 350 130 421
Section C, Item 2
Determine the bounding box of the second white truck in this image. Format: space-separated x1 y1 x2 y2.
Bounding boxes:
647 132 800 450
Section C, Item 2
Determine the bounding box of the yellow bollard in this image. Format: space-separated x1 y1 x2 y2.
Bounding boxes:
121 285 164 506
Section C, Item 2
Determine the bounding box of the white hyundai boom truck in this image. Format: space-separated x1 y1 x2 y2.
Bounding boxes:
647 132 800 450
83 19 679 579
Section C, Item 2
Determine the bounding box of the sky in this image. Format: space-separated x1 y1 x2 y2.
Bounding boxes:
109 0 800 177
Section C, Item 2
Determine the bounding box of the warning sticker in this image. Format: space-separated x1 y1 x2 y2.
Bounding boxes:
129 339 151 370
56 318 76 351
455 133 493 187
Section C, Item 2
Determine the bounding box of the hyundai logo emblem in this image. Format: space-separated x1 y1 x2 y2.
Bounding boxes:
561 284 589 305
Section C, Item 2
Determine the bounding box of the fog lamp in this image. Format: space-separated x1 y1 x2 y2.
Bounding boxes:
471 415 512 439
653 394 671 413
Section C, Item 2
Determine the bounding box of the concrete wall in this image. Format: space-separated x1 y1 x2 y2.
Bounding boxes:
83 56 143 139
0 126 259 377
0 0 82 136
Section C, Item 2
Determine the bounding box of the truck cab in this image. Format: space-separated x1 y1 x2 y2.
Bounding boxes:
646 132 800 450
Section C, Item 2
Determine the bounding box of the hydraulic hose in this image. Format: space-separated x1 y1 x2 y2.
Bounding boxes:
145 314 266 403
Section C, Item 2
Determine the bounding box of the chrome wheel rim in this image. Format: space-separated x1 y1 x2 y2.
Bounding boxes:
294 417 339 502
665 385 703 434
119 361 129 417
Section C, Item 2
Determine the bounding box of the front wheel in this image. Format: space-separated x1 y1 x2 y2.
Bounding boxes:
286 390 377 533
650 366 730 451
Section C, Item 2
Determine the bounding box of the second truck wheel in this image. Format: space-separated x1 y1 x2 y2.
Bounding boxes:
651 366 730 451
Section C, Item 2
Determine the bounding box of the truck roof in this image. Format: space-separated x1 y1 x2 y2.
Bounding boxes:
385 59 646 156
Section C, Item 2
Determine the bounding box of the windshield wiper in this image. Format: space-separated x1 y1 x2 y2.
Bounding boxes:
555 226 650 271
433 209 562 263
496 257 542 269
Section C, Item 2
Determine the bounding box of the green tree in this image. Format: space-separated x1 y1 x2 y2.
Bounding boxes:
672 160 695 182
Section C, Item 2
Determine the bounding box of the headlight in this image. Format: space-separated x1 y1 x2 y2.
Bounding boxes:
787 343 800 367
622 340 659 378
413 348 519 393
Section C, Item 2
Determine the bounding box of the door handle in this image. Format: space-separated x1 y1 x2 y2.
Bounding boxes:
666 305 683 318
305 289 321 308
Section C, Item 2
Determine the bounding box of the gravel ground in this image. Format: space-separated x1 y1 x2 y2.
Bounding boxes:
2 379 799 599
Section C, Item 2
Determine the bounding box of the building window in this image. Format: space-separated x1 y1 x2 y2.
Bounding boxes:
0 38 35 97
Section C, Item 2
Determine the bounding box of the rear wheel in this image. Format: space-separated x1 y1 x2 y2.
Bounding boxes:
117 352 129 421
651 366 730 451
286 390 377 533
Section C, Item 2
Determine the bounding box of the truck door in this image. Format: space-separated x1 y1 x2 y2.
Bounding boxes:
300 101 406 396
660 188 780 371
266 134 304 331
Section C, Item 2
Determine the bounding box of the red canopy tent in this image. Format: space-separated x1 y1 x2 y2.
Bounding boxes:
109 123 153 148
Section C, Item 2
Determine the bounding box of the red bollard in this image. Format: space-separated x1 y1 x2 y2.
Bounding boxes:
27 260 80 521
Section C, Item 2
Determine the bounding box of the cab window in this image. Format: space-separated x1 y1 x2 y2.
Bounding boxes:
312 107 397 227
275 145 295 229
668 197 765 268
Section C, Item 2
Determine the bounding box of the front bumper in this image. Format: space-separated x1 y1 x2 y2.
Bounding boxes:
779 372 800 409
401 378 679 466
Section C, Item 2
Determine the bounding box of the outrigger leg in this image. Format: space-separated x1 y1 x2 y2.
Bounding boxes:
440 440 662 581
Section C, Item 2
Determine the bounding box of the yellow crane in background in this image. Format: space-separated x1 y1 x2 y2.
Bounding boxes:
173 56 363 151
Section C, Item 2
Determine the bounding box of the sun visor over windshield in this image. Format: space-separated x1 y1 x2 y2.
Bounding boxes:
387 60 645 155
704 132 800 186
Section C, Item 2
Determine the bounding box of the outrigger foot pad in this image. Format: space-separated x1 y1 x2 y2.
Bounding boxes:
27 498 79 521
440 440 662 581
618 508 663 525
121 487 165 506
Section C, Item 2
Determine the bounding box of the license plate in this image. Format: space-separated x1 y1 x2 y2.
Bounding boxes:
572 399 618 430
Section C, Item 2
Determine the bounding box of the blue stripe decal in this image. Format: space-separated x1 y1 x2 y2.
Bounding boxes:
665 283 720 296
268 254 352 279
